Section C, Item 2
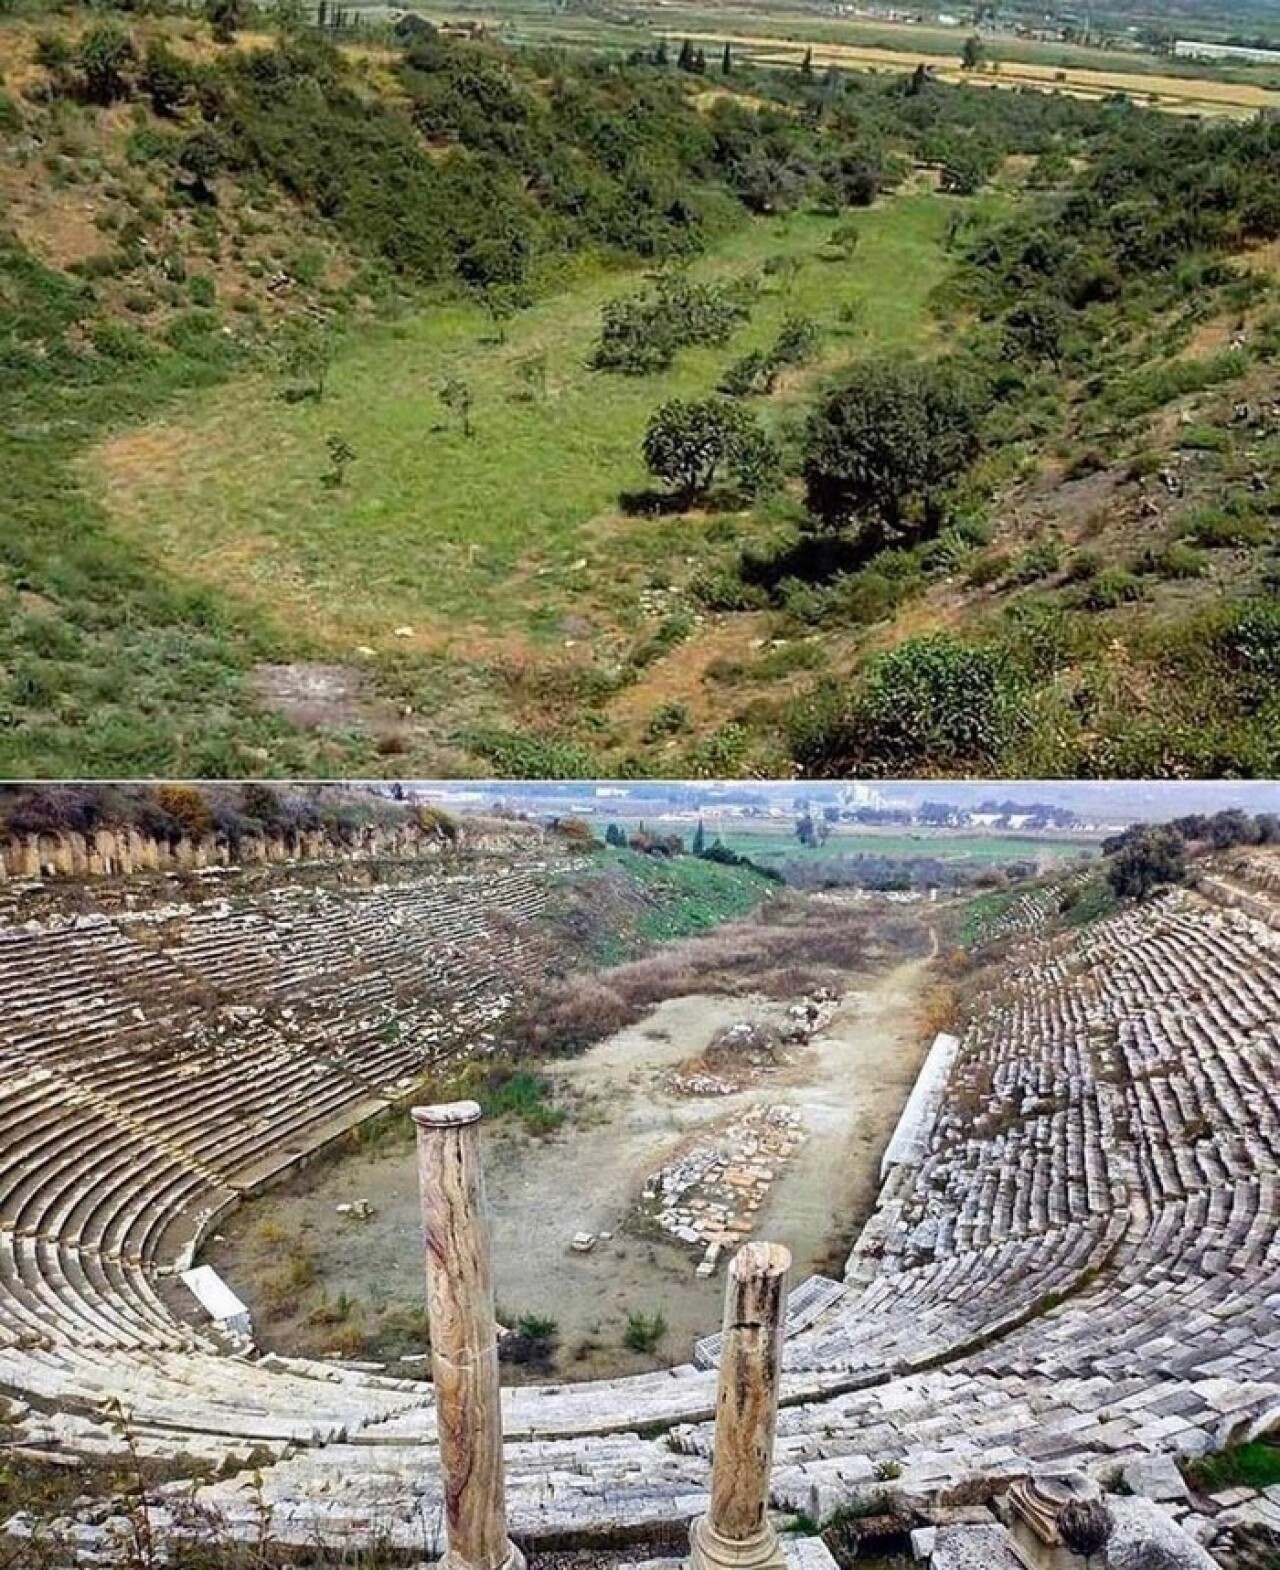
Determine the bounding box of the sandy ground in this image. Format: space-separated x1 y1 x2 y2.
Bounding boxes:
212 951 935 1378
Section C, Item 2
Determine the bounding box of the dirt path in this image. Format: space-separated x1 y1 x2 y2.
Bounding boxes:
211 952 936 1379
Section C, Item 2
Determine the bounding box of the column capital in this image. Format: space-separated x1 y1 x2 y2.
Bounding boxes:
413 1099 483 1129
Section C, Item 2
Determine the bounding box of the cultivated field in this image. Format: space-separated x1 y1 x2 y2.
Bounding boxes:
374 0 1280 117
676 33 1280 118
645 825 1102 863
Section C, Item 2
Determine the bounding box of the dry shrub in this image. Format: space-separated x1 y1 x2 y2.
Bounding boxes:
513 975 637 1057
156 785 214 840
506 898 933 1059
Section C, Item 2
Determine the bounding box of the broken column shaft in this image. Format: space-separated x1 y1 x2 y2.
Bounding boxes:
413 1100 524 1570
691 1240 791 1570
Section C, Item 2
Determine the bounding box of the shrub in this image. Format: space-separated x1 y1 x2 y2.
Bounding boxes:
1080 568 1145 610
594 274 750 375
139 39 189 116
688 569 770 612
645 701 690 739
513 976 636 1056
155 785 214 839
206 0 251 44
1212 600 1280 689
624 1310 668 1354
89 320 153 363
966 550 1009 588
1064 549 1101 583
772 313 820 367
77 24 136 106
499 1315 559 1370
1139 541 1207 580
790 634 1022 775
35 32 74 73
1107 827 1186 900
1184 505 1267 549
1005 538 1060 585
0 90 22 134
642 397 778 500
719 349 778 398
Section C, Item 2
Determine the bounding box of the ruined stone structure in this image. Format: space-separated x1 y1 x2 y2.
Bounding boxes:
0 814 542 883
0 850 1278 1564
415 1102 524 1570
690 1242 791 1570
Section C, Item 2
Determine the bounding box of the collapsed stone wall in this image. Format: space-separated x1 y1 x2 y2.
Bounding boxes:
0 813 545 883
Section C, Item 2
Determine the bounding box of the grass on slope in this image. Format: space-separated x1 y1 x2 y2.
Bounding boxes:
85 199 953 653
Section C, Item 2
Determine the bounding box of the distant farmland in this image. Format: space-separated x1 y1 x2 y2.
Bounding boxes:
642 824 1102 864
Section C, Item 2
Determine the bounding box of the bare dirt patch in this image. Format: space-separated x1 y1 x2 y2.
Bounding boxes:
249 662 407 738
208 905 940 1380
606 615 775 737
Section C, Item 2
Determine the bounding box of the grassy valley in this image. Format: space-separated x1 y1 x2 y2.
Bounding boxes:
2 2 1278 777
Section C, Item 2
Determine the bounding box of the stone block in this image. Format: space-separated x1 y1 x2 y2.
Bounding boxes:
1122 1455 1189 1504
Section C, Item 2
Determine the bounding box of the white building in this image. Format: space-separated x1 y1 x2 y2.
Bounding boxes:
1173 38 1280 65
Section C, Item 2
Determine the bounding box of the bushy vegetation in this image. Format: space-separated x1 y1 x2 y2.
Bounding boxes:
1100 809 1280 901
1184 1441 1280 1495
0 783 414 844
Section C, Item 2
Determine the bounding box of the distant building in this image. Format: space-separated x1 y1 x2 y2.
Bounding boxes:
1173 38 1280 66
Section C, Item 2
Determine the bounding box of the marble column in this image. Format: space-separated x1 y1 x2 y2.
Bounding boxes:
413 1100 524 1570
690 1241 791 1570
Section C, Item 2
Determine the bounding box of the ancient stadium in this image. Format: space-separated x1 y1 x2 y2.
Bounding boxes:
0 793 1278 1570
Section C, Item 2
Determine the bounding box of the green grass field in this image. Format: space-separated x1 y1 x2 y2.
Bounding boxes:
645 825 1101 862
85 197 955 654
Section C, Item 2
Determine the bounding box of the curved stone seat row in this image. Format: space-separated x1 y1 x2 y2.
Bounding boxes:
1 862 1277 1559
0 858 565 1441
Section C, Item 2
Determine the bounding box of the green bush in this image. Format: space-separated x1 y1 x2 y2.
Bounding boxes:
645 701 690 739
803 357 987 547
1064 548 1101 583
1139 541 1207 580
88 319 153 363
719 348 778 398
595 274 750 375
624 1310 668 1354
1080 568 1145 610
1175 423 1231 453
688 570 770 612
966 550 1009 587
642 397 779 500
790 634 1022 775
77 23 136 107
1184 504 1268 549
771 312 820 367
1005 538 1060 585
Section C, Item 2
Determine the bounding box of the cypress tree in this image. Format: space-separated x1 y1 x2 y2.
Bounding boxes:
721 41 731 74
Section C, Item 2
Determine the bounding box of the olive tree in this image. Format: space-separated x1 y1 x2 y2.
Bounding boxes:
802 357 985 548
642 397 779 501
